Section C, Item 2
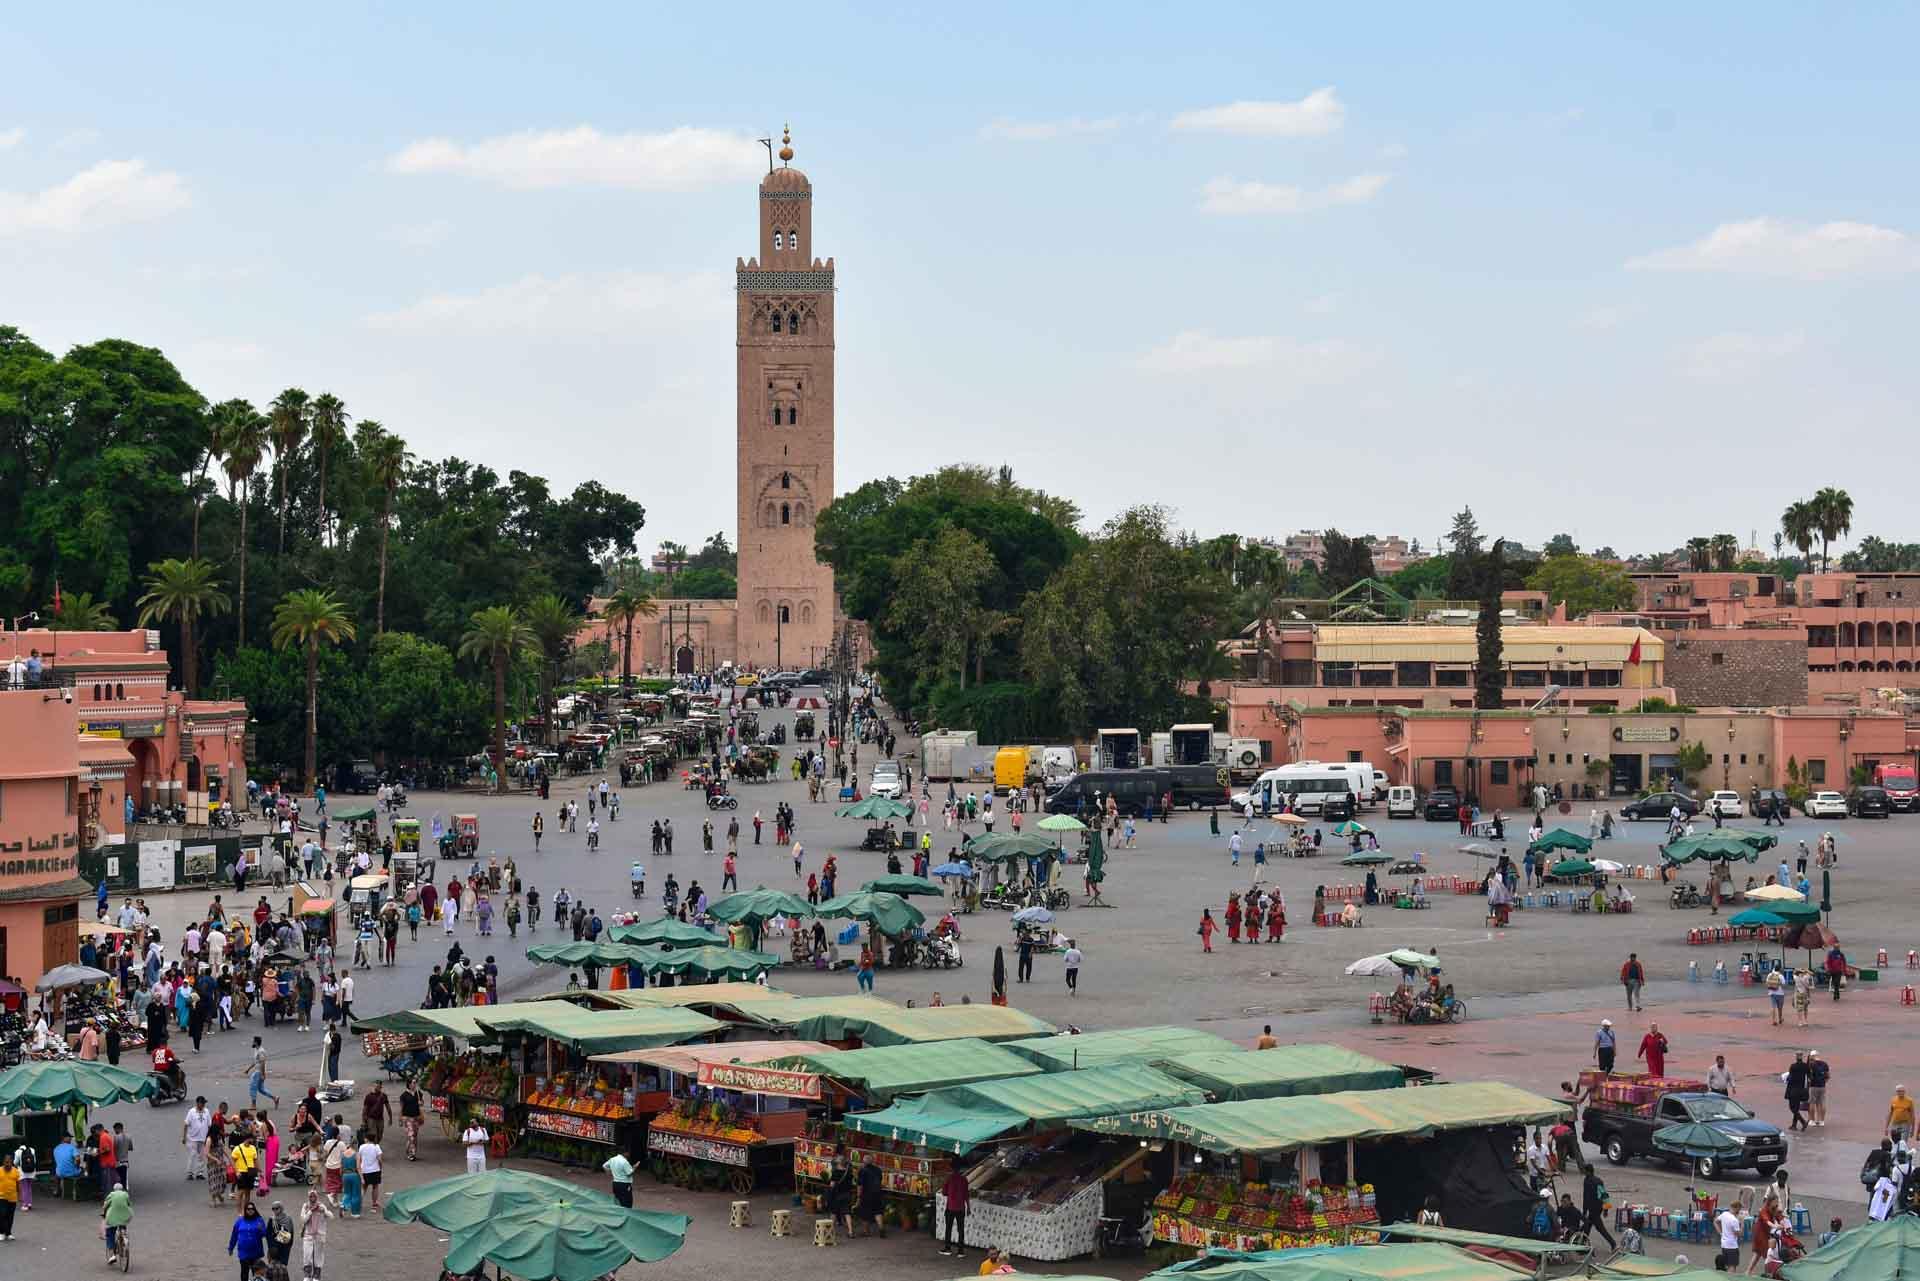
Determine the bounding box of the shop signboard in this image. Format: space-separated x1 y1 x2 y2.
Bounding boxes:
697 1061 821 1099
526 1109 616 1144
1616 726 1676 743
138 840 177 891
183 844 218 882
648 1128 749 1166
80 718 165 739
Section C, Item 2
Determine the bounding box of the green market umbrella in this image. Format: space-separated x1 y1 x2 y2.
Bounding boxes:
1528 828 1594 855
1652 1121 1744 1160
1331 821 1371 837
814 890 925 936
964 832 1060 862
1086 828 1106 885
0 1059 156 1111
860 874 946 897
835 796 915 820
1387 949 1441 970
1340 850 1394 866
525 940 658 967
1729 900 1821 927
1782 1211 1920 1280
644 944 780 980
708 886 813 927
608 916 723 947
1036 814 1086 832
384 1168 583 1232
441 1195 689 1280
1716 828 1779 851
1548 858 1597 878
1663 835 1762 865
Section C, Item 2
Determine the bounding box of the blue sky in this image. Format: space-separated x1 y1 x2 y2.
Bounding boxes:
4 5 1915 556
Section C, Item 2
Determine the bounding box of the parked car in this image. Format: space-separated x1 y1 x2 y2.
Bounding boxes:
1706 790 1745 819
1848 786 1891 818
1321 793 1356 822
869 761 903 799
1621 791 1702 821
1582 1087 1788 1179
1423 788 1462 821
1802 790 1848 818
1386 786 1418 818
1750 788 1791 823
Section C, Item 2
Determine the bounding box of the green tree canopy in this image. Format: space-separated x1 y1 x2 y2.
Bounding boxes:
1526 554 1635 618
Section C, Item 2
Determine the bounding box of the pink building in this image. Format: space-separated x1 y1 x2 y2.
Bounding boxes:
0 691 89 987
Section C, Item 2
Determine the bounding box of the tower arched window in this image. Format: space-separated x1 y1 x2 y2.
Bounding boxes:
788 312 800 334
779 604 791 624
765 503 777 527
780 472 790 490
771 311 782 333
770 403 780 425
786 406 797 425
781 502 790 525
773 230 784 250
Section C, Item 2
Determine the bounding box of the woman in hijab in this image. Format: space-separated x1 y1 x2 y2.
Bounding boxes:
991 947 1008 1006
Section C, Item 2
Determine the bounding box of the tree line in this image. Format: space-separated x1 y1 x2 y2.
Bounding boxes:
0 326 649 786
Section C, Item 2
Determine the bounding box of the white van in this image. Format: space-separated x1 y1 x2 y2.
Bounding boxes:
1296 760 1378 809
1244 764 1363 816
1386 786 1417 818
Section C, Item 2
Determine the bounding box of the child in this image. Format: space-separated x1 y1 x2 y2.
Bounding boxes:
1620 1215 1645 1255
1818 1217 1842 1248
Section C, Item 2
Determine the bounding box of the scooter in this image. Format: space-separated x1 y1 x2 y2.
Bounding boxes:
147 1067 188 1107
920 935 962 969
630 865 646 898
1094 1210 1149 1259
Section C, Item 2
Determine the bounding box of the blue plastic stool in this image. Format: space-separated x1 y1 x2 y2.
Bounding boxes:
1688 960 1700 982
1791 1205 1811 1234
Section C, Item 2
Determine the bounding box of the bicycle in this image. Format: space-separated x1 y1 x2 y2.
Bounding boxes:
107 1222 130 1272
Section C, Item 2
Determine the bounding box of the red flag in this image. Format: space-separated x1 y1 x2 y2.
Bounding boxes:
1628 636 1643 666
52 577 61 615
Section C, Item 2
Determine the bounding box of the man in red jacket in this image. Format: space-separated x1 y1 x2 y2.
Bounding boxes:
938 1164 969 1258
1637 1022 1668 1078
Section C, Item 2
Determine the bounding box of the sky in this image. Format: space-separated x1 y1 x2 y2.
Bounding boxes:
4 5 1916 558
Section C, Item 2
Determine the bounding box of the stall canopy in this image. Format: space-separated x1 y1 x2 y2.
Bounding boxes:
768 1038 1043 1105
596 983 795 1019
475 1004 722 1055
1150 1241 1544 1281
739 995 1055 1045
607 917 724 948
1160 1046 1406 1102
353 1004 531 1040
1002 1025 1243 1071
331 805 378 824
1069 1081 1567 1156
591 1039 838 1081
845 1062 1206 1154
641 944 780 981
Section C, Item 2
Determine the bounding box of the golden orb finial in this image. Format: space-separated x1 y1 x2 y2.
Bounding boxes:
778 124 793 164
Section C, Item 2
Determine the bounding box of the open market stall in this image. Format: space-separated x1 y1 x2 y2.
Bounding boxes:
1001 1025 1244 1071
851 1064 1208 1261
474 1003 724 1166
1158 1046 1407 1102
1150 1239 1582 1281
1070 1081 1567 1255
738 993 1056 1046
593 1039 838 1194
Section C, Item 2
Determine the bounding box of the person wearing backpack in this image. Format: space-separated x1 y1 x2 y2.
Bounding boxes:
1580 1164 1617 1249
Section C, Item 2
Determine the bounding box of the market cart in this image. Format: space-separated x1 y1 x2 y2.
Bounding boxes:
393 817 422 855
454 814 479 856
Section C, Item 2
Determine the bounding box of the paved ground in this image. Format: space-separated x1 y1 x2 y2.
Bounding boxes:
17 691 1914 1277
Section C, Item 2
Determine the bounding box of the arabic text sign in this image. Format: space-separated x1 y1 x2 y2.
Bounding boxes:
647 1127 750 1166
697 1061 822 1099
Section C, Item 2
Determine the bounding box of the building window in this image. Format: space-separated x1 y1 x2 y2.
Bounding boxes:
770 404 780 425
780 503 790 525
1319 662 1355 687
1740 754 1748 764
1435 668 1470 687
1589 670 1622 688
1510 668 1547 688
799 601 814 625
1279 659 1315 685
1260 740 1274 763
1546 753 1556 765
1433 761 1454 787
786 406 797 425
1357 668 1393 688
779 605 791 624
1807 759 1826 785
756 601 771 625
1711 652 1725 666
1807 625 1836 647
116 683 124 699
66 777 76 815
780 472 790 490
1395 662 1431 687
1490 761 1510 786
788 312 800 334
771 311 782 333
92 684 102 700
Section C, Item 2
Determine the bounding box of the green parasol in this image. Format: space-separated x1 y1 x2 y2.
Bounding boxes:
607 916 723 948
1340 850 1394 866
835 796 915 820
860 874 946 897
1528 828 1594 855
643 944 779 980
708 885 813 926
1729 900 1821 927
814 890 926 936
1663 834 1762 865
384 1168 584 1232
1548 858 1597 878
0 1060 156 1111
441 1195 689 1280
1715 827 1779 851
525 940 658 967
1331 821 1371 836
1086 827 1106 884
964 832 1060 862
1036 814 1086 832
1780 1209 1920 1280
1651 1121 1744 1160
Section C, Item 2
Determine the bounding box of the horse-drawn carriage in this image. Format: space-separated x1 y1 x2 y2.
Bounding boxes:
793 711 816 741
733 745 780 782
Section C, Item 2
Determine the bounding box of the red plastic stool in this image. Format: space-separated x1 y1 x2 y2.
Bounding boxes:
1904 985 1917 1007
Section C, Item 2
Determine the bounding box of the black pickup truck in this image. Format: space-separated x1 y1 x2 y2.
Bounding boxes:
1581 1089 1788 1179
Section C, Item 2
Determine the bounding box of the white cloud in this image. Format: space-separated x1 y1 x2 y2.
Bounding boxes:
1680 330 1805 379
364 270 728 336
1140 330 1377 380
979 115 1129 141
1171 88 1345 137
387 125 765 191
1200 173 1388 215
0 127 24 150
1628 217 1919 281
384 219 453 249
0 159 190 235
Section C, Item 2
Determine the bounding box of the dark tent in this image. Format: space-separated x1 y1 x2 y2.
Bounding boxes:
1352 1127 1538 1236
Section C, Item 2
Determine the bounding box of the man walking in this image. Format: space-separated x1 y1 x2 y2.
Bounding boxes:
1620 953 1645 1011
248 1037 280 1109
603 1149 634 1207
184 1096 212 1179
1594 1019 1617 1074
1062 939 1082 997
1707 1054 1736 1097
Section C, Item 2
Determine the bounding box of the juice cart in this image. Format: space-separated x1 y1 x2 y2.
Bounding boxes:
393 817 422 854
454 814 479 856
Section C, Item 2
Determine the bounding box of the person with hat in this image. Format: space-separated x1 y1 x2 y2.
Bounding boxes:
1594 1019 1617 1074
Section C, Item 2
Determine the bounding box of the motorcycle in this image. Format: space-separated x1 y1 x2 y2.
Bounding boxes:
147 1066 188 1107
706 793 738 811
630 866 646 898
1669 883 1702 909
588 828 601 852
386 786 409 812
920 935 962 969
1094 1211 1149 1259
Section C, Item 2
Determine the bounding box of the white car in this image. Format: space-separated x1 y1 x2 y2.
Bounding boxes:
1803 791 1848 818
870 764 903 799
1706 790 1745 819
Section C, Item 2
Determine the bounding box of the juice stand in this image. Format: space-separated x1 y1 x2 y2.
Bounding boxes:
595 1040 838 1195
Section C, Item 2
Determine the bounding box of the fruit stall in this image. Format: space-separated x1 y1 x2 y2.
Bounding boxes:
1149 1171 1380 1253
422 1050 519 1149
593 1039 838 1196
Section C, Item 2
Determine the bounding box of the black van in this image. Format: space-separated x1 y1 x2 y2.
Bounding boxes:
1167 764 1231 810
1848 786 1891 818
1045 769 1172 817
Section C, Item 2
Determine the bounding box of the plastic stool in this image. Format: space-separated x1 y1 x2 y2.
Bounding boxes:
1902 985 1915 1006
1714 960 1729 984
730 1200 752 1229
770 1209 793 1237
1688 960 1700 982
813 1218 837 1247
1878 948 1890 967
1791 1204 1811 1234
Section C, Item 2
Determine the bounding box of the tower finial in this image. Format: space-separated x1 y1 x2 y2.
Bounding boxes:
778 124 793 165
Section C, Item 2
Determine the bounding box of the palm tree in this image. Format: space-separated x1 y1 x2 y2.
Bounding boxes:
135 558 231 698
357 422 410 633
1812 487 1854 572
217 404 268 647
523 594 581 746
1685 537 1712 573
190 405 234 559
459 606 537 793
1781 501 1817 570
655 540 689 592
48 591 117 631
268 388 310 552
271 590 356 792
308 392 349 548
1710 533 1739 572
604 586 657 689
1239 545 1287 681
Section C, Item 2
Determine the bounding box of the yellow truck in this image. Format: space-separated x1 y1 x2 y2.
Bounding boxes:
993 746 1032 794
